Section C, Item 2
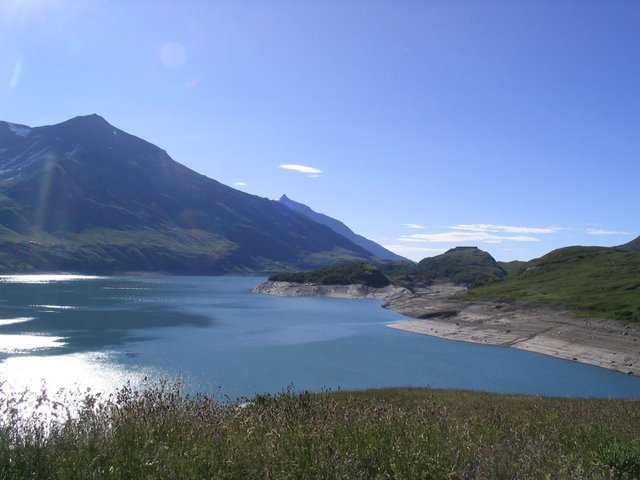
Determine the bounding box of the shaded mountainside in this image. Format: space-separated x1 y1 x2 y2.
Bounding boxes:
0 115 375 273
620 235 640 253
469 245 640 322
278 194 407 262
269 262 391 288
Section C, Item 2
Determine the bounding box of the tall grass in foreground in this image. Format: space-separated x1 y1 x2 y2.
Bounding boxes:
1 382 639 479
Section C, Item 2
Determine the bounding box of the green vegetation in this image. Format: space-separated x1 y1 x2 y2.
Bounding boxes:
270 243 640 324
497 259 527 275
469 246 640 322
0 227 239 274
413 247 507 286
379 247 507 287
269 262 391 288
1 383 639 479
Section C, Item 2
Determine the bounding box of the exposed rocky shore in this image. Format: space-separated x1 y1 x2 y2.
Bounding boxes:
254 280 640 377
253 280 411 300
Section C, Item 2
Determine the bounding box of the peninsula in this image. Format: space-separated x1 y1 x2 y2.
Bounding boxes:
255 244 640 376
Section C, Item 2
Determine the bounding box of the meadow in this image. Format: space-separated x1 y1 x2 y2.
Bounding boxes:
1 383 639 479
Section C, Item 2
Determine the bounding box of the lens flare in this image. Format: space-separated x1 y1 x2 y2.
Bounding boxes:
9 56 22 89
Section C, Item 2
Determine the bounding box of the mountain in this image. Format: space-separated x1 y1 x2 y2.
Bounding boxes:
412 246 507 286
469 245 640 322
619 235 640 253
0 115 376 273
278 194 407 262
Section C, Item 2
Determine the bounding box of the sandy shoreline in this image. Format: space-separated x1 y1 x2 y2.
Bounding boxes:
255 281 640 376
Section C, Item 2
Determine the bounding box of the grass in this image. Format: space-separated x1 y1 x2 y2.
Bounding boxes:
1 383 639 479
468 246 640 323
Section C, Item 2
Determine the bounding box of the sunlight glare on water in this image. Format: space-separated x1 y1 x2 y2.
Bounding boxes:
0 317 34 326
0 334 65 353
0 274 104 284
0 353 149 396
0 353 154 425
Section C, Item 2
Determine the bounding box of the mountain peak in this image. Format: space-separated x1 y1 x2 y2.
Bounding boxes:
62 114 113 128
0 118 377 273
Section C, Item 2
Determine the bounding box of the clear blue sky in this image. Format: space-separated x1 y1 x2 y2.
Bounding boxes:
1 0 638 261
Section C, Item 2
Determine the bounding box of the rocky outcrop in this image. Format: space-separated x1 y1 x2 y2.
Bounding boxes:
253 281 411 301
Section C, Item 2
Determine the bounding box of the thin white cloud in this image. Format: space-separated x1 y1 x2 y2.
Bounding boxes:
449 224 559 234
278 164 322 175
586 228 630 235
233 182 247 187
403 223 427 229
399 232 539 244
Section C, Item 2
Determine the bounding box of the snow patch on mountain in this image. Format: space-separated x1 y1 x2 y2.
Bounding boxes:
7 123 31 137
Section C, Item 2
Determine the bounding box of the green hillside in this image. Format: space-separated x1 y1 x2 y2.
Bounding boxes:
469 246 640 322
412 247 507 287
269 262 391 288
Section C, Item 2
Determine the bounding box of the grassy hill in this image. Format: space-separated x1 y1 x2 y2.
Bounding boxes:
469 246 640 322
1 385 639 479
413 247 507 286
269 262 391 288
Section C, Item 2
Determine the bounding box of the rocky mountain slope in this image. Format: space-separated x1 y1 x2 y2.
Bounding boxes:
0 115 375 273
278 194 407 262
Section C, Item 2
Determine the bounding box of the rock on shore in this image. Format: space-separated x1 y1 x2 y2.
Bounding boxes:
253 280 411 301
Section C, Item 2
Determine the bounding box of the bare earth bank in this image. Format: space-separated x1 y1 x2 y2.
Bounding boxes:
254 281 640 376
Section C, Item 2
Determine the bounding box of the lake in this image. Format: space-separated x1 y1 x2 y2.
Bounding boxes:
1 274 639 400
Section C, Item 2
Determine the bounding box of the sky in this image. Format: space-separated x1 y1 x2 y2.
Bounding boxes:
1 0 638 262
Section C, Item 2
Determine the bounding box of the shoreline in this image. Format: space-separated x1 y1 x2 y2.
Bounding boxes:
255 281 640 377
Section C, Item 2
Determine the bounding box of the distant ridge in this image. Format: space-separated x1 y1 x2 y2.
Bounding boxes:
278 194 408 262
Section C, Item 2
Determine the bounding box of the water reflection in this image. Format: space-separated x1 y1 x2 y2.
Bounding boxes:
0 352 155 423
0 276 213 355
0 352 148 394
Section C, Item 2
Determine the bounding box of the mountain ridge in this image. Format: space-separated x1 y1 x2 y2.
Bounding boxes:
0 115 376 273
278 194 407 262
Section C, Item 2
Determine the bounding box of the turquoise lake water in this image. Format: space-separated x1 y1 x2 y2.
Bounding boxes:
0 274 639 400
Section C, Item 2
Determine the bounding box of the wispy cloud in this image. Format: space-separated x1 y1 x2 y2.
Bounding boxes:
399 232 540 244
233 182 247 187
586 228 630 235
449 224 560 234
279 164 322 177
403 223 427 229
